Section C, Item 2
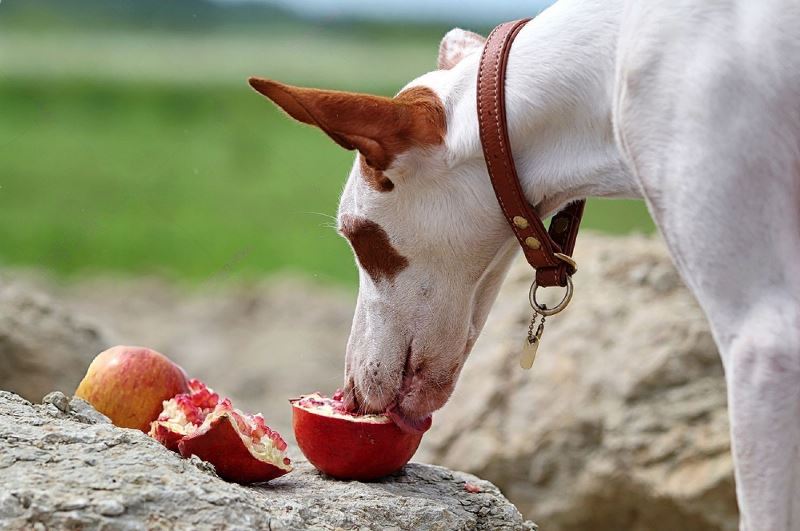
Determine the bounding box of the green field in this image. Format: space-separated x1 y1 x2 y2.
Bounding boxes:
0 29 654 285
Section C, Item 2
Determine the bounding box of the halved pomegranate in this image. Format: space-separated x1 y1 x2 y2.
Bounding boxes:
149 379 291 484
290 391 429 480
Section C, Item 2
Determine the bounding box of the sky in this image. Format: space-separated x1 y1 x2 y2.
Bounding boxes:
228 0 555 25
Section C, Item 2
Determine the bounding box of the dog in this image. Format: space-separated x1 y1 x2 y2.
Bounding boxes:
250 0 800 528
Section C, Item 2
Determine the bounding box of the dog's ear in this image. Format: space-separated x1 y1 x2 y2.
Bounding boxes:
249 77 444 171
438 28 486 70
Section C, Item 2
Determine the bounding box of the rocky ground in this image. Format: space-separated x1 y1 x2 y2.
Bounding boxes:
0 233 739 530
0 390 535 530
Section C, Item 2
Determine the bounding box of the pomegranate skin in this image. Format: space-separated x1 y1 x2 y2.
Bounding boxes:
178 412 291 484
75 346 189 432
291 401 424 480
149 421 185 451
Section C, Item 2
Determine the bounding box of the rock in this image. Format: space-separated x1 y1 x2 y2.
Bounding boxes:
418 233 738 531
0 282 110 402
0 390 536 531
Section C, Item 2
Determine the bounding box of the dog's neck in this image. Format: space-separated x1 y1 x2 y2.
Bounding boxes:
446 0 640 217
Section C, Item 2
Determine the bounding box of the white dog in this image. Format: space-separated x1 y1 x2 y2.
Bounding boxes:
250 0 800 528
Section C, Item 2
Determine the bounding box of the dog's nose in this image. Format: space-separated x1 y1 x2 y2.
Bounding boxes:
341 375 393 415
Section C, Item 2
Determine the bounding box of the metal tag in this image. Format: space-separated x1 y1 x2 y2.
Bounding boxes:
520 338 539 370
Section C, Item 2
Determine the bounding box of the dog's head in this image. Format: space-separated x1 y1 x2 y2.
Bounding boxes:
251 29 518 432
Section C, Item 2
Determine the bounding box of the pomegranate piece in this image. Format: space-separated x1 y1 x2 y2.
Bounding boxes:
149 379 217 450
290 391 429 481
464 482 482 494
75 346 189 432
149 379 291 484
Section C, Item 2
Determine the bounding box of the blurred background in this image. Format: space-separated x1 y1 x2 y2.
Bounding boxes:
0 0 653 286
2 2 738 531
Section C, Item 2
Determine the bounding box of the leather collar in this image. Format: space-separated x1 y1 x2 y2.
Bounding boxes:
477 18 585 288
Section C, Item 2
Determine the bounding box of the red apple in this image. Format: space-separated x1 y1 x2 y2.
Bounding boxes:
290 392 429 480
75 346 189 431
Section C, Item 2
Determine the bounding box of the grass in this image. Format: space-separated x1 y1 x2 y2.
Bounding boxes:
0 78 362 284
0 30 440 90
0 32 654 286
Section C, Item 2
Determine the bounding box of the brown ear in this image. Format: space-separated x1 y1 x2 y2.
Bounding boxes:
248 77 445 171
438 28 486 70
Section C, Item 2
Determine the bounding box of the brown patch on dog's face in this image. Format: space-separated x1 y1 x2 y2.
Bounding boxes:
389 85 446 158
339 214 409 282
357 86 445 192
359 156 394 192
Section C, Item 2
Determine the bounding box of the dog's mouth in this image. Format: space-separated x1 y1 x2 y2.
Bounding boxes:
383 343 434 434
386 404 433 435
343 342 452 435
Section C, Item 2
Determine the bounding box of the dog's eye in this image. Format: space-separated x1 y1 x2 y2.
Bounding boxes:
359 157 394 192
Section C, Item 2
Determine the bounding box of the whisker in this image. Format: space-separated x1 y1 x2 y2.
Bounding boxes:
343 385 358 409
303 211 338 223
362 380 375 415
302 211 341 232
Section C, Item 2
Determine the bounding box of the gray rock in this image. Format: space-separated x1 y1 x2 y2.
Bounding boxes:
0 390 536 531
0 282 110 402
419 233 738 531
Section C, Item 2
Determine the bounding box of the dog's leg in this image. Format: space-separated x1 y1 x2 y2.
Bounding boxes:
614 2 800 526
726 302 800 531
620 144 800 531
642 183 800 530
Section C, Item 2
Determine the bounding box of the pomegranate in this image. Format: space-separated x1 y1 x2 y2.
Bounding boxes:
150 379 292 484
464 482 483 494
149 378 219 451
290 391 429 480
75 346 189 431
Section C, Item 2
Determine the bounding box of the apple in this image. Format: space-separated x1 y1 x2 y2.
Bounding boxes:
75 346 189 431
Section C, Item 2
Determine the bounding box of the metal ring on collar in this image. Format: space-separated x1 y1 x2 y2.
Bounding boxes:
553 252 577 274
529 277 574 316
